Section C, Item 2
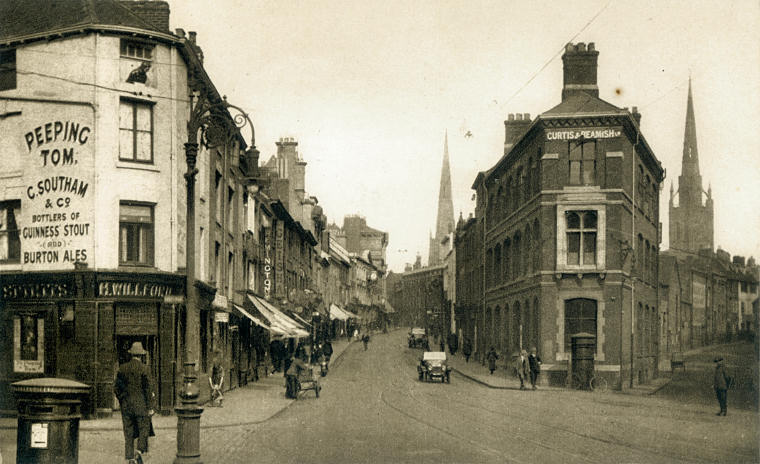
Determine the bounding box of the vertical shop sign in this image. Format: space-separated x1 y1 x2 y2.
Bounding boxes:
262 226 272 298
275 220 285 298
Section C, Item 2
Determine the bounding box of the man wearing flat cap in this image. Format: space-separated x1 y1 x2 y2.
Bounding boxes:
115 341 156 463
713 356 729 416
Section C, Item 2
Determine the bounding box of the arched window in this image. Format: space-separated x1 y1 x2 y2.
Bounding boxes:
486 248 493 288
645 240 651 282
504 303 511 353
637 302 644 354
523 299 531 350
494 306 501 351
513 232 521 277
532 297 540 351
513 301 521 351
524 224 532 275
506 176 513 215
533 219 540 271
637 234 644 275
503 238 511 282
494 244 502 284
564 298 597 351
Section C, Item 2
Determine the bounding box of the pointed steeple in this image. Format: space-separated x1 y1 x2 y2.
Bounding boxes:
682 77 700 177
429 131 455 265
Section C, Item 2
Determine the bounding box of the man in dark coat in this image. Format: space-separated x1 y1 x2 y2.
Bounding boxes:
115 342 156 463
528 347 542 390
486 347 499 375
447 333 458 356
713 357 730 416
462 339 472 363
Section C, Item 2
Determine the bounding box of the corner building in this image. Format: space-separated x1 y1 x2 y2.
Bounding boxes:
471 43 664 388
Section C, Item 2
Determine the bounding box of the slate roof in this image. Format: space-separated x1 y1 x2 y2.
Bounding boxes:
0 0 167 45
541 92 625 117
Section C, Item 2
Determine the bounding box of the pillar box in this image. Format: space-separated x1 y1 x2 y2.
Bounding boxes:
12 377 90 464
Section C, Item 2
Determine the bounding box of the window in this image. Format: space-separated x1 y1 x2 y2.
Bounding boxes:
119 99 153 162
120 39 153 60
565 211 597 266
569 140 596 185
227 251 234 296
214 241 221 285
565 298 597 351
227 186 235 231
215 171 223 223
119 203 154 265
0 49 16 91
0 200 20 263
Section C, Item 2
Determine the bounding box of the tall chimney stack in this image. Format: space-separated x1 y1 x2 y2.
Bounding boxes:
561 42 599 101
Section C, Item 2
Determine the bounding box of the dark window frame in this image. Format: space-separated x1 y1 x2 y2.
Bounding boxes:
120 39 154 61
0 199 21 263
569 139 597 185
565 210 597 266
0 49 17 91
564 298 597 351
118 201 155 267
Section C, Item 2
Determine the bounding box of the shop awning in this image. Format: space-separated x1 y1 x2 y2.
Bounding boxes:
232 304 282 333
289 312 313 329
247 295 310 338
383 302 396 314
342 307 361 319
329 304 349 321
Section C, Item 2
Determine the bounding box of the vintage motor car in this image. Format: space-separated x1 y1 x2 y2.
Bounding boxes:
417 351 451 383
408 327 428 348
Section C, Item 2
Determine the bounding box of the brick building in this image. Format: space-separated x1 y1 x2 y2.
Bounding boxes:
463 43 665 388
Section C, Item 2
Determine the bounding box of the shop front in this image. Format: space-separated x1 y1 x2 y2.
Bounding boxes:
0 271 184 417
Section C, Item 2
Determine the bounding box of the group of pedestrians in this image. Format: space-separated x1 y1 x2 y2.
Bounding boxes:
484 345 542 390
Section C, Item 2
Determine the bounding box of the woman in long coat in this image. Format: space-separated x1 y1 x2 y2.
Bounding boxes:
486 347 499 375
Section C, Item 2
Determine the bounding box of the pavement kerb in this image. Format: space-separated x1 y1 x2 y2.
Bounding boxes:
0 337 361 432
451 367 564 392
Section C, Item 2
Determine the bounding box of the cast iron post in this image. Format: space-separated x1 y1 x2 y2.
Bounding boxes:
175 92 257 464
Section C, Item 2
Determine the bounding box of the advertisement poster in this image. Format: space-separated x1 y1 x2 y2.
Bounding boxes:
19 106 95 271
13 315 44 373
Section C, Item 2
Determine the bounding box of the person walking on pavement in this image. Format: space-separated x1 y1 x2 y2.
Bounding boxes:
447 332 458 356
528 347 542 390
322 340 333 367
462 338 472 363
486 346 499 375
115 342 156 464
713 356 731 416
515 349 528 390
362 333 370 351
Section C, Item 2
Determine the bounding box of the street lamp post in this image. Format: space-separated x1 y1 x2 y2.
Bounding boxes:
175 92 257 464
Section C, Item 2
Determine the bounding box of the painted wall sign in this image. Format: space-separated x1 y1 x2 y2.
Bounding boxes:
546 127 621 141
20 111 95 271
98 281 177 298
30 423 48 448
13 316 44 373
214 311 229 323
275 220 285 298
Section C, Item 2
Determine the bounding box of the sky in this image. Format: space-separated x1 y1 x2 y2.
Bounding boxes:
166 0 760 273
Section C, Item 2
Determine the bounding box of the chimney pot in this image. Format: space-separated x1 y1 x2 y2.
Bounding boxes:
577 42 586 51
523 113 530 120
508 113 515 121
175 28 185 38
188 31 197 44
588 42 595 51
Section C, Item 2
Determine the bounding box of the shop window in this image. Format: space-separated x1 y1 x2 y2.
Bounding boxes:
564 298 597 351
120 39 153 61
119 202 154 266
119 99 153 162
0 200 21 263
569 140 596 185
0 49 16 91
565 211 597 266
14 315 44 373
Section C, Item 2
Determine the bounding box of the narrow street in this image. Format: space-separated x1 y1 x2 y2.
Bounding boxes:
4 330 754 464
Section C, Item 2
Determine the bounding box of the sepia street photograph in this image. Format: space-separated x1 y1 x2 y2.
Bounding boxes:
0 0 758 463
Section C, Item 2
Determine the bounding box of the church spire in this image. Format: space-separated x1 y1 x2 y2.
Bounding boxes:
429 131 455 265
682 77 700 177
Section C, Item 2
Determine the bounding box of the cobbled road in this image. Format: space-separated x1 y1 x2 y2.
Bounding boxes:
2 330 757 463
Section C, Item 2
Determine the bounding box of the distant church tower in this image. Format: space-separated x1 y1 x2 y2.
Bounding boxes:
428 131 455 265
669 78 714 253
